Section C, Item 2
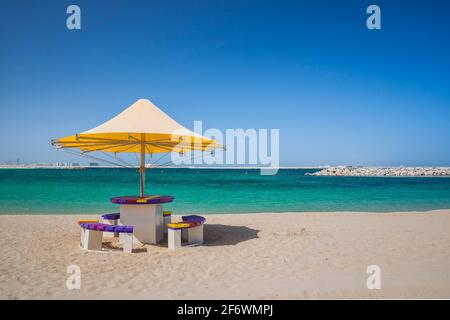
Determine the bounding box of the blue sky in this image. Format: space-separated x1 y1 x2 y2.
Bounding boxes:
0 0 449 166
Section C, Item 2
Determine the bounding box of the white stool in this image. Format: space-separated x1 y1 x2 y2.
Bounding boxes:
167 217 205 250
81 229 103 251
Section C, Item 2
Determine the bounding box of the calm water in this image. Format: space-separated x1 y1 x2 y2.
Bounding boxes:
0 168 449 214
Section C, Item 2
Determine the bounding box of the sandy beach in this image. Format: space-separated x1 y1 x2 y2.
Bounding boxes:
1 210 450 299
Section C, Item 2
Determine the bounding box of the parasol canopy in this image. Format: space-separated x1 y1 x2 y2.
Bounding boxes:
51 99 222 196
51 99 220 153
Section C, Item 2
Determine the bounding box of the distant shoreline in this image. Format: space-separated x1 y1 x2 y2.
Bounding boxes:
1 165 450 170
0 165 321 169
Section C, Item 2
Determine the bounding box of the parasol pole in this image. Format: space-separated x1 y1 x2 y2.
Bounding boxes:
139 133 145 197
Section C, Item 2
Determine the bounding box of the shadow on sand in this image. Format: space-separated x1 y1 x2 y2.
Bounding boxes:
204 224 260 247
100 224 260 252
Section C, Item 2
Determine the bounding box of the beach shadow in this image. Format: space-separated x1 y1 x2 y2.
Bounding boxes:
102 240 148 253
98 225 260 252
204 224 260 247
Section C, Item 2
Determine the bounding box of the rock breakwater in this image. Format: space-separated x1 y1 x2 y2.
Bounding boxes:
306 167 450 177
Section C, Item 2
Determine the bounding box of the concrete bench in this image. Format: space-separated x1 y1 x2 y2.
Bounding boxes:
101 213 120 221
167 215 205 250
78 222 134 253
101 213 121 237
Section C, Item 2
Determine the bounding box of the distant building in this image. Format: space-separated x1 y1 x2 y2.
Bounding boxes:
72 163 80 167
56 162 68 167
89 162 99 167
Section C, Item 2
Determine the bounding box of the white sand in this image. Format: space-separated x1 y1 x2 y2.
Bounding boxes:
1 210 450 299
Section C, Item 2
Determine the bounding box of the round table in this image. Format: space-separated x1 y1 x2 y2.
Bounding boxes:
111 195 174 244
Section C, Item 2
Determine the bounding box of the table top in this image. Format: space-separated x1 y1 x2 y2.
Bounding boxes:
110 195 174 205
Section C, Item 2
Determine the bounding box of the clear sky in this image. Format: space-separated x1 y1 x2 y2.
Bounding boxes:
1 0 449 166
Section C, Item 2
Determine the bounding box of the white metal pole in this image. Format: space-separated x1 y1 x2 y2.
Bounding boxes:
140 133 145 197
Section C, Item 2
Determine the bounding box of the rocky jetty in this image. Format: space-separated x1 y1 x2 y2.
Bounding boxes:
306 167 450 177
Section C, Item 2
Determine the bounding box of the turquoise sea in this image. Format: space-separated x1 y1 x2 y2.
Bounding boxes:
0 168 449 214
